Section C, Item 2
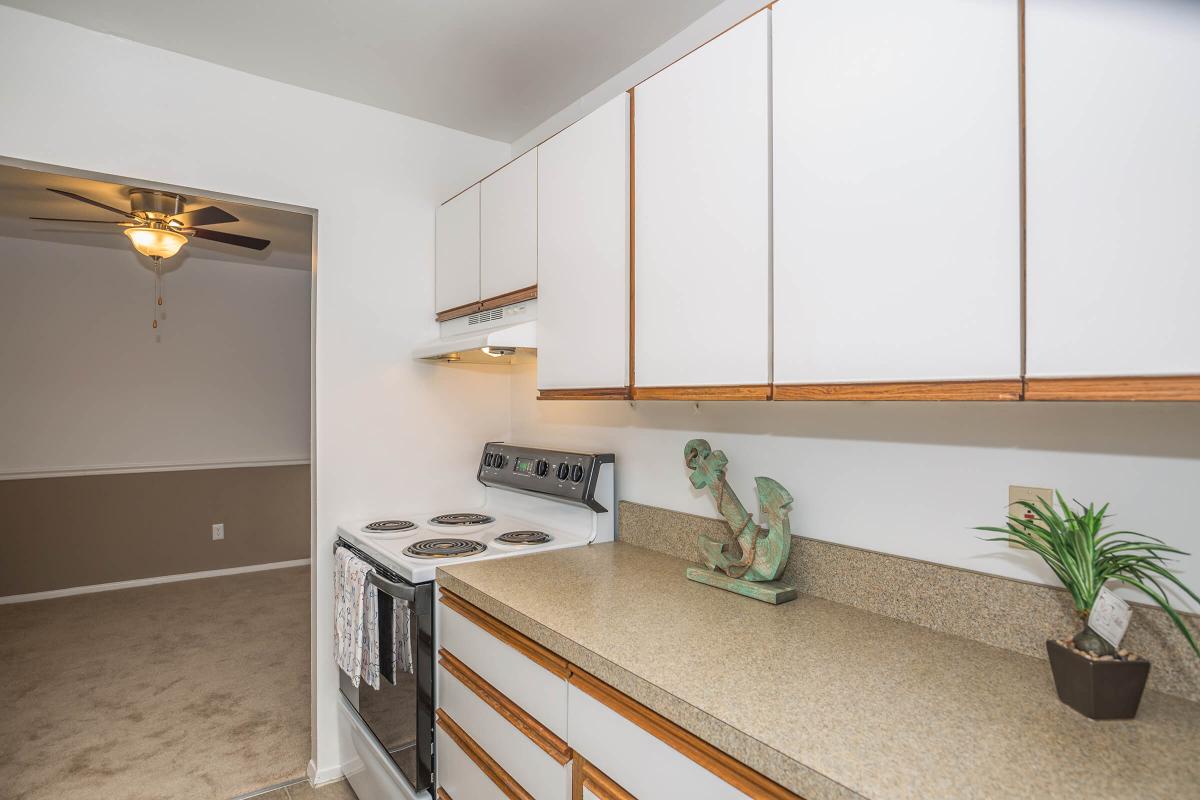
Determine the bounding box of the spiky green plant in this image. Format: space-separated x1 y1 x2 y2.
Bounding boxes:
977 492 1200 658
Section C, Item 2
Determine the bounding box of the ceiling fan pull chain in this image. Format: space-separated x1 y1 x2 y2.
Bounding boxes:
152 256 161 330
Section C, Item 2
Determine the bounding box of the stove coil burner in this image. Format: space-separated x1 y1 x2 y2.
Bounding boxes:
403 538 488 559
495 531 553 545
362 520 416 533
429 513 495 527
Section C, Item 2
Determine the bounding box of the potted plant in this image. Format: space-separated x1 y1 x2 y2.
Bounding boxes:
978 493 1199 719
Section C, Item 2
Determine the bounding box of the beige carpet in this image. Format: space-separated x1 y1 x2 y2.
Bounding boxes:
0 566 311 800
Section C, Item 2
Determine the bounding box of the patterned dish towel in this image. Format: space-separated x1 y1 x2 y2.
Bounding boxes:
334 547 380 690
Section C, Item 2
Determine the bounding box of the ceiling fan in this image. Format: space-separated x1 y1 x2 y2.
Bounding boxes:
31 188 272 330
31 187 270 258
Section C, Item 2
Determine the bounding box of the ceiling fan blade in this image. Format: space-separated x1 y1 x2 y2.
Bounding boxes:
30 216 129 224
170 205 239 227
46 188 135 218
187 227 271 251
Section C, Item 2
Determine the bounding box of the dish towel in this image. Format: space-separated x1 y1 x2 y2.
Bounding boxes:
334 547 380 690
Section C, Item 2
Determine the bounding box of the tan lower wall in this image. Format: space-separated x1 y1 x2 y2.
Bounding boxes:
0 465 310 596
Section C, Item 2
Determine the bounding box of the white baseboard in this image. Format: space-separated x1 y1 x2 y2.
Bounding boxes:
0 558 311 605
308 759 344 786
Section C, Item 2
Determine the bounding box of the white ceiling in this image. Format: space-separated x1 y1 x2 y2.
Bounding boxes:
1 0 729 142
0 163 313 270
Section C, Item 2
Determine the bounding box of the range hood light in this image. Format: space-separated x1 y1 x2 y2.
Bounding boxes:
481 346 515 358
446 352 462 362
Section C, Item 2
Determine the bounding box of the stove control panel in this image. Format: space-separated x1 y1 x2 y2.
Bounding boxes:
477 443 614 512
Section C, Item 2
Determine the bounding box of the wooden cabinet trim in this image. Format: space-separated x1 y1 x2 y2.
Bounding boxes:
538 387 632 401
1024 376 1200 401
480 284 538 312
436 709 534 800
439 647 572 765
632 385 772 401
435 301 482 323
437 286 535 321
439 589 571 679
571 755 636 800
628 87 637 392
773 380 1023 401
436 789 454 800
569 670 805 800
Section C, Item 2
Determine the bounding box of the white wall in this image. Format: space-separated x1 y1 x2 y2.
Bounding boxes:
0 5 511 777
510 365 1200 613
0 235 310 477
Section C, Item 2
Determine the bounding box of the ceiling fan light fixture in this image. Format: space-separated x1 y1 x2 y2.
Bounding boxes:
123 225 187 259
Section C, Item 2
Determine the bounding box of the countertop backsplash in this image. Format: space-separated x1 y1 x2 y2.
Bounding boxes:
617 500 1200 703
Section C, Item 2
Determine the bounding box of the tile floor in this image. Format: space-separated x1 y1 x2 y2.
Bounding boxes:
256 778 358 799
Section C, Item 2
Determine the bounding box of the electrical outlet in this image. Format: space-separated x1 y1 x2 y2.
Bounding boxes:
1007 486 1053 548
212 523 225 541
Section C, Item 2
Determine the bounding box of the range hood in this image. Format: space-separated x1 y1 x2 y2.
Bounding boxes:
412 299 536 365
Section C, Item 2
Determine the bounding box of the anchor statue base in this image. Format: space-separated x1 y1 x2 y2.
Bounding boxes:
685 566 797 605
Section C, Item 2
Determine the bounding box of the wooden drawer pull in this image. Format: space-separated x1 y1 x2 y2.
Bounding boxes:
440 647 572 765
573 756 636 800
436 709 535 800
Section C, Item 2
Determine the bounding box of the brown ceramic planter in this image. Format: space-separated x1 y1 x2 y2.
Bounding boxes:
1046 639 1150 719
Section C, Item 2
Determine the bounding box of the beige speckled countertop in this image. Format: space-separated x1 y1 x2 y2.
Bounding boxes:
437 542 1200 800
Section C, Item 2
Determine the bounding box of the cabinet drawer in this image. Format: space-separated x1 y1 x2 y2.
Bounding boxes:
439 649 571 800
435 715 510 800
568 680 750 800
438 590 570 738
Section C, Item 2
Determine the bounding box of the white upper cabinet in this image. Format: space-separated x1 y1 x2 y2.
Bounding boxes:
537 93 630 392
772 0 1021 386
633 11 770 389
481 149 538 300
435 184 481 312
1026 0 1200 378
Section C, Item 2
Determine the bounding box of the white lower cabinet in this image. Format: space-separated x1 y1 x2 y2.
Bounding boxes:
438 593 569 739
567 684 750 800
439 657 571 799
435 724 507 800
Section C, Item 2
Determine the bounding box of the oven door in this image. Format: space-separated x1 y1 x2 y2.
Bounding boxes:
338 544 435 794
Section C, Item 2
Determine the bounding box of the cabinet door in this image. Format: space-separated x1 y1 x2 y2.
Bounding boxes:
1026 0 1200 379
538 93 630 393
436 184 481 313
772 0 1021 389
633 11 770 391
481 149 538 301
567 683 749 800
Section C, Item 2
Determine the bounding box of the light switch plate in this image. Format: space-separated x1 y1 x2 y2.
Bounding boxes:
1007 486 1054 548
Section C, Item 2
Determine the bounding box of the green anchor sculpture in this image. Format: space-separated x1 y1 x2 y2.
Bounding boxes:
683 439 797 604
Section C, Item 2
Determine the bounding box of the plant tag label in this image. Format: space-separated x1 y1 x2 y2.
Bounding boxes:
1089 586 1132 647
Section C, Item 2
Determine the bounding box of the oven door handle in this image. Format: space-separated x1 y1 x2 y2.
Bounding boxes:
367 571 416 605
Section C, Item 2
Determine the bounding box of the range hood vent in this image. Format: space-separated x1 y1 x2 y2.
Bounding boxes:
412 299 536 366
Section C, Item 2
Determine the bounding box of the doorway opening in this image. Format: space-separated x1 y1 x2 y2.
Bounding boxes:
0 159 318 799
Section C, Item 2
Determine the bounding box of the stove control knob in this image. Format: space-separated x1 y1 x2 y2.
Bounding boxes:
535 459 549 476
556 462 569 480
571 464 584 482
483 453 494 467
494 454 507 468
